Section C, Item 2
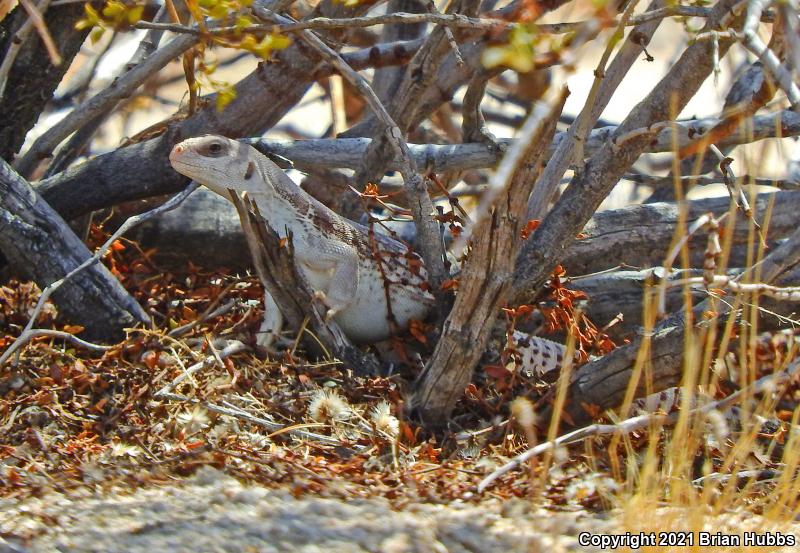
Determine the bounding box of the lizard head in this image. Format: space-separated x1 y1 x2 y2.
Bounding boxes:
169 135 257 197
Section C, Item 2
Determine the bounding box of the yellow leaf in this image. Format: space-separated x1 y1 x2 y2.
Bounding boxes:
215 85 236 111
268 32 291 50
102 0 125 20
209 2 229 19
90 26 106 43
234 14 252 30
127 4 144 23
75 2 99 30
240 33 257 50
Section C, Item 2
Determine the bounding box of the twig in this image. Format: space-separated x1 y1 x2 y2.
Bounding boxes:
0 330 111 366
0 0 51 99
624 172 800 189
0 184 199 367
168 297 238 338
424 0 464 66
14 33 199 177
670 275 800 300
19 0 60 65
737 0 800 107
710 144 760 231
477 357 800 493
133 5 760 37
153 340 247 397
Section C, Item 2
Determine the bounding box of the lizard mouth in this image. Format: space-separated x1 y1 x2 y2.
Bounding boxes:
169 151 206 179
168 143 187 164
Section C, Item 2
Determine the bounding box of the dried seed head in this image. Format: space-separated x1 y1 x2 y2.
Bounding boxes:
308 388 352 423
176 406 210 435
510 397 537 430
370 401 399 438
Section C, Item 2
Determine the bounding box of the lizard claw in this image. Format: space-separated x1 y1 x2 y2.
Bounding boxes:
312 290 338 322
313 290 328 302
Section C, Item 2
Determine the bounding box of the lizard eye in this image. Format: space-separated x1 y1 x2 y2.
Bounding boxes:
201 140 226 157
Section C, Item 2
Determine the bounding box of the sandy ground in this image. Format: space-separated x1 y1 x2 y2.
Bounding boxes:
5 467 800 553
2 467 617 553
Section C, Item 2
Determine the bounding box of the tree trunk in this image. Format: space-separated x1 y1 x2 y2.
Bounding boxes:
0 1 91 161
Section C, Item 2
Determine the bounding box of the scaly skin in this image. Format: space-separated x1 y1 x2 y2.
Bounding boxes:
169 135 431 344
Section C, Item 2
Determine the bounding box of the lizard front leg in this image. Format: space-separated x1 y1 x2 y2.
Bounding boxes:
256 290 284 348
301 245 360 322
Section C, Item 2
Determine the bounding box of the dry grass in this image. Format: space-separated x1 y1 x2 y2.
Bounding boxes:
2 179 800 550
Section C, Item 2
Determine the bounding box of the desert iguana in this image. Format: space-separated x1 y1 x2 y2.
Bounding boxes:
169 135 729 418
169 135 569 374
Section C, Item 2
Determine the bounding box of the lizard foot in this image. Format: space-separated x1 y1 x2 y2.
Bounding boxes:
311 290 339 322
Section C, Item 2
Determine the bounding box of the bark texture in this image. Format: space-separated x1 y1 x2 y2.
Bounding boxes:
0 159 147 341
0 2 91 161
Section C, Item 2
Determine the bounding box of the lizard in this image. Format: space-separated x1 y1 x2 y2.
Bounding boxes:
169 134 568 371
169 135 722 420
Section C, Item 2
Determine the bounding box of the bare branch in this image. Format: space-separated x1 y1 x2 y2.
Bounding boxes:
512 0 744 305
248 109 800 173
0 0 52 98
736 0 800 107
527 0 663 219
14 33 199 177
19 0 60 65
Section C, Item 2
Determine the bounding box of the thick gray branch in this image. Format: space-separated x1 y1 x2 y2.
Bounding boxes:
0 158 147 342
563 190 800 275
246 109 800 173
